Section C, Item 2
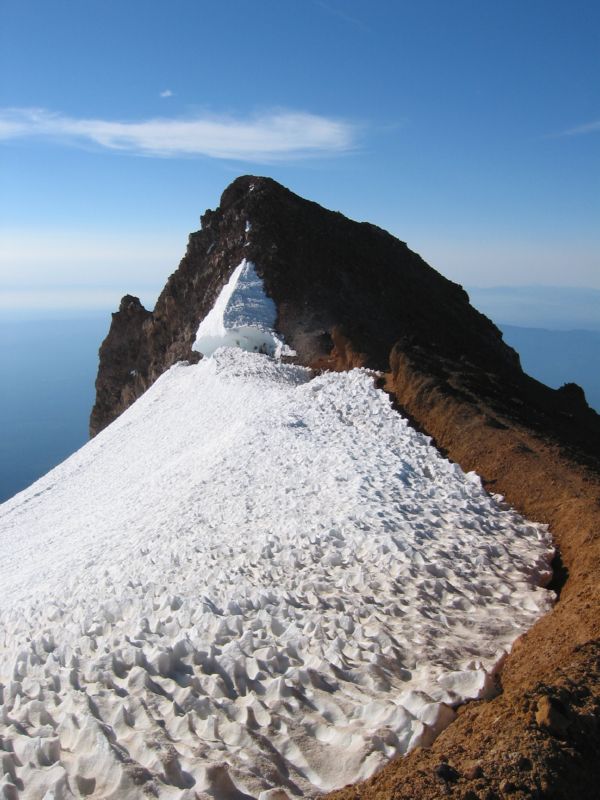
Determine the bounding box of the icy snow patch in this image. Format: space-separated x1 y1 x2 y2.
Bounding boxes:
0 349 554 799
193 259 288 358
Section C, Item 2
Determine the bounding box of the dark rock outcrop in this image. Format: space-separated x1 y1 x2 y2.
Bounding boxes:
92 175 598 460
92 175 520 436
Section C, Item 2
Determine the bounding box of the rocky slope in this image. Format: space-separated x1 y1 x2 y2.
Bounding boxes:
91 177 600 798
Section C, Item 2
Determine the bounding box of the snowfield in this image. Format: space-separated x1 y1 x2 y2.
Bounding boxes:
0 351 554 799
0 263 554 798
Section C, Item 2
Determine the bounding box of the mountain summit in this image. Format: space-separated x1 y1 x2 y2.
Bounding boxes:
91 175 521 437
91 175 599 460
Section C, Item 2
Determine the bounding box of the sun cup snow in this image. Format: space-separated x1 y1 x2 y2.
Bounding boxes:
0 348 555 798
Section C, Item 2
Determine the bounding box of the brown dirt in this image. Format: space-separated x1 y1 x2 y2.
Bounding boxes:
324 347 600 800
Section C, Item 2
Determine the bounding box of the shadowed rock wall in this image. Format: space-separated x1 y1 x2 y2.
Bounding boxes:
91 176 520 436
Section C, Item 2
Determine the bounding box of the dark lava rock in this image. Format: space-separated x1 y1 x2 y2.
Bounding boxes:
90 175 600 467
435 762 460 782
90 176 519 436
464 763 484 780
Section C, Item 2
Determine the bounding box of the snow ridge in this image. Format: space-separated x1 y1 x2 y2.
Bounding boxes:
0 349 554 799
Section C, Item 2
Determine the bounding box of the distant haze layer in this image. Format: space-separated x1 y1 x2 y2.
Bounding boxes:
467 285 600 332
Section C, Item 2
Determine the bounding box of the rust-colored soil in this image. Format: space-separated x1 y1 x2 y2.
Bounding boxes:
324 348 600 800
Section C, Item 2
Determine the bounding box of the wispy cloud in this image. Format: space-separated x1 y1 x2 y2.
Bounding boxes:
315 0 370 32
0 107 357 161
558 119 600 136
159 89 173 98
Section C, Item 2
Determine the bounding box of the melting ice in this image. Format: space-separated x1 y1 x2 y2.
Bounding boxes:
193 259 287 358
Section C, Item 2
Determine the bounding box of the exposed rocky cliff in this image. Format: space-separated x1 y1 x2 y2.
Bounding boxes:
92 175 521 436
91 177 600 799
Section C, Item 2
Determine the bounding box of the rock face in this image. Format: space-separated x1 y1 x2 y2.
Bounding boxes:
91 175 520 436
91 176 600 798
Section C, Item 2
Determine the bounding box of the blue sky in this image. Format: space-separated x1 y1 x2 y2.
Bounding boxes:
1 0 598 313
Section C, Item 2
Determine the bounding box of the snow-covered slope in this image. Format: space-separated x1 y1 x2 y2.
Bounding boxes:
0 351 553 799
0 265 554 799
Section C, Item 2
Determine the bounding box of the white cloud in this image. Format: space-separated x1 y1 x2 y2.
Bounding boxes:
0 107 357 161
315 0 370 32
159 89 173 98
560 119 600 136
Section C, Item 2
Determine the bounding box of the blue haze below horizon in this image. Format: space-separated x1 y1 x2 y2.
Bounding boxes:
0 315 108 503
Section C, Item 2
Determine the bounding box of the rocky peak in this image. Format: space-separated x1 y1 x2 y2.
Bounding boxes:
90 176 597 458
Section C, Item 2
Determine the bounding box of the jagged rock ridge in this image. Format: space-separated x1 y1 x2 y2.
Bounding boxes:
91 175 520 436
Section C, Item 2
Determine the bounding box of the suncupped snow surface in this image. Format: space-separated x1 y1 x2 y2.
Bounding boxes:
0 349 554 799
